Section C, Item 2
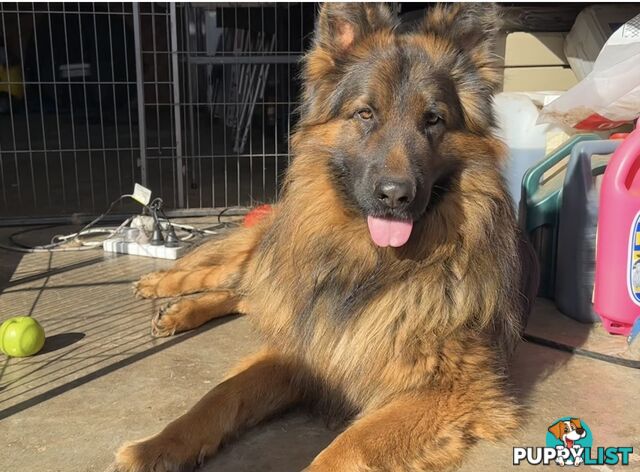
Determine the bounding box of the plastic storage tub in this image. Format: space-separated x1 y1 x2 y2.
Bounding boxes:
494 92 565 207
555 139 622 323
519 134 600 298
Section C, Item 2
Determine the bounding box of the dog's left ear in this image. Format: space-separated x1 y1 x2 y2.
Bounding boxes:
571 418 583 430
423 3 501 52
423 3 502 132
314 3 396 53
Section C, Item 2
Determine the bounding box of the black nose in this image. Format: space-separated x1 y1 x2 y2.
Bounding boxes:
576 428 585 435
375 178 415 209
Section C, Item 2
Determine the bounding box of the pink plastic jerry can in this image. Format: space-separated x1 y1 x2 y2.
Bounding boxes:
594 127 640 335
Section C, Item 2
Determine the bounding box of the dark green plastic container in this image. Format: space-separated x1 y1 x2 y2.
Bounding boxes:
518 134 600 298
555 139 621 322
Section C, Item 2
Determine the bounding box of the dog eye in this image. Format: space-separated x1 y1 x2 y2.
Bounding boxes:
356 108 374 121
425 112 442 127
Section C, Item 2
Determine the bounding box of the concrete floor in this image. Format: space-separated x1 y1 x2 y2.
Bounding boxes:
1 223 639 472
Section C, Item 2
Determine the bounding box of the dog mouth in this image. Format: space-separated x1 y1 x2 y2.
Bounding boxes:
367 216 414 247
565 438 574 448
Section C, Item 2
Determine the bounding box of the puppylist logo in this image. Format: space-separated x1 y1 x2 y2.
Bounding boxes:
513 417 634 467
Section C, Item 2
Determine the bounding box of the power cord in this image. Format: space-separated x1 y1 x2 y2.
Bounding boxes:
0 194 137 253
0 195 242 253
148 198 166 246
524 333 640 369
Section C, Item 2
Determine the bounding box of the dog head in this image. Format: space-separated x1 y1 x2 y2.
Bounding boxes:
548 419 587 448
296 3 503 247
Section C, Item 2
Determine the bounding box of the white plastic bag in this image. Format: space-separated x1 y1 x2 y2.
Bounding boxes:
538 13 640 130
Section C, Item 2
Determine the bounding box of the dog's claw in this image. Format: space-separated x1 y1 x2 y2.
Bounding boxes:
107 459 197 472
151 302 178 337
132 281 146 299
134 272 165 299
133 281 155 299
110 438 202 472
104 463 119 472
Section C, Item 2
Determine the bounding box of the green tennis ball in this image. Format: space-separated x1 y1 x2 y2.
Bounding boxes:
0 316 46 357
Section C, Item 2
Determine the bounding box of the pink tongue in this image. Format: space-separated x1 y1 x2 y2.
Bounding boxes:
367 216 413 247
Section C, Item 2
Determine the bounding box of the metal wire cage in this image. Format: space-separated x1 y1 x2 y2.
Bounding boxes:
0 2 316 222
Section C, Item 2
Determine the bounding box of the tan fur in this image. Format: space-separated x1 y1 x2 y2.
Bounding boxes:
112 350 300 472
150 292 245 337
109 4 536 471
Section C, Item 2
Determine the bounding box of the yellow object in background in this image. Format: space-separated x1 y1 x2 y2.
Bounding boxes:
0 64 24 100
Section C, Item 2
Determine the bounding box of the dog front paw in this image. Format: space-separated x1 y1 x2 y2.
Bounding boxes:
151 302 182 337
133 272 166 299
108 436 202 472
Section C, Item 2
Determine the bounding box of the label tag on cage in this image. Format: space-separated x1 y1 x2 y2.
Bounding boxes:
132 183 152 206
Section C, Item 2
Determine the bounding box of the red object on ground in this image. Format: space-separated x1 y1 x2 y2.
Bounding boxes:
610 133 630 140
243 204 273 227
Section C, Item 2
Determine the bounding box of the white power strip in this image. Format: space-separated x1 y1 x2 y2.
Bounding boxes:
103 236 188 260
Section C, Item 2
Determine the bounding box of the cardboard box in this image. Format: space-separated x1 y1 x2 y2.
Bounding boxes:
496 32 569 67
503 66 578 92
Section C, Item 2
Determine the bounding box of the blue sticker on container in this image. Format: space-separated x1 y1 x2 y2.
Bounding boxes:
629 212 640 304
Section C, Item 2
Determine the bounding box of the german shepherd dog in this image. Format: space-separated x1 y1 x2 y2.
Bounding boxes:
110 3 538 471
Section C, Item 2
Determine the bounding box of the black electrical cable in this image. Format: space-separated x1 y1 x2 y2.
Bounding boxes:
68 195 132 244
8 224 65 249
217 207 231 224
155 202 239 236
523 333 640 369
4 195 135 252
4 203 244 252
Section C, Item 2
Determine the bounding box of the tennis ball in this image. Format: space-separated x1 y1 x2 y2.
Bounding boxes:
0 316 46 357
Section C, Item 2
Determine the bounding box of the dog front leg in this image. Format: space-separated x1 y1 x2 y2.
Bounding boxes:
108 350 299 472
151 291 247 337
134 216 271 299
306 387 519 472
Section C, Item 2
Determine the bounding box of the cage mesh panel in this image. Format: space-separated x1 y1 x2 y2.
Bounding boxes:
0 2 316 219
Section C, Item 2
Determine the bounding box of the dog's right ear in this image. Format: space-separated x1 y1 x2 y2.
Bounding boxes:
314 3 396 53
299 3 396 124
548 421 564 440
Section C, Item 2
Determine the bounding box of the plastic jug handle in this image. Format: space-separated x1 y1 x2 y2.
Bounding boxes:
521 134 598 201
613 127 640 193
566 140 621 181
